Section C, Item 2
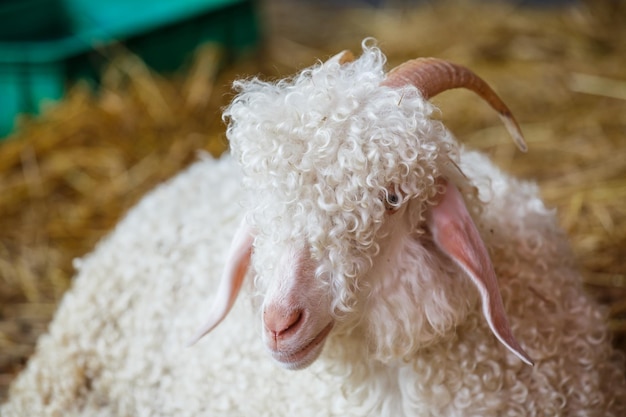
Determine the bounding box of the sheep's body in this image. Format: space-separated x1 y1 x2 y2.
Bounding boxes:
3 153 625 417
3 44 626 416
2 156 351 417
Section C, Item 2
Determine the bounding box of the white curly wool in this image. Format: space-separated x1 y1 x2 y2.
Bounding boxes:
3 44 626 416
226 46 451 316
2 155 350 416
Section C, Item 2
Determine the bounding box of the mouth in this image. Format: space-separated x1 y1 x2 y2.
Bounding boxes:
270 321 334 370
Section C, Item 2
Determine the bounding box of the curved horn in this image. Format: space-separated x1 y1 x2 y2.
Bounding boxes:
382 58 527 152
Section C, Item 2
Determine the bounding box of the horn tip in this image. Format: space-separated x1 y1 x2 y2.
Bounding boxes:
338 50 355 65
498 114 528 152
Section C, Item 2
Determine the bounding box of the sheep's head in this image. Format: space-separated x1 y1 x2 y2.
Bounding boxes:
190 44 533 369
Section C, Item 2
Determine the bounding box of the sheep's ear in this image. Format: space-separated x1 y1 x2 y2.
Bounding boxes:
188 217 254 346
427 181 534 366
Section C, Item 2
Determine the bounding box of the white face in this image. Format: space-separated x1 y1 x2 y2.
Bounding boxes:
221 47 453 368
257 242 335 369
252 188 416 369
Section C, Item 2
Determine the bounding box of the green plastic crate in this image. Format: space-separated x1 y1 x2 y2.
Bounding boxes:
0 0 259 138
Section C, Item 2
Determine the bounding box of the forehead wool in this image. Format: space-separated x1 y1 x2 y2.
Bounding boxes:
224 44 455 307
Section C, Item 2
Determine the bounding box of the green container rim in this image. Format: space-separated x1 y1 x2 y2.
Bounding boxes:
0 0 248 63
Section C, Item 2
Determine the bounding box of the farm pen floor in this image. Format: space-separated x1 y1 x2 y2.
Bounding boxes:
1 0 625 401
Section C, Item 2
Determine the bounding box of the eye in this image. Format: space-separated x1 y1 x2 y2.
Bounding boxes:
384 192 401 211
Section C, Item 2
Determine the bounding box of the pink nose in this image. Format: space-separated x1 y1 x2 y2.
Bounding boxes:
264 306 303 339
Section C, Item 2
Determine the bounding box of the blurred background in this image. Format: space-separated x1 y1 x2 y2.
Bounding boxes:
0 0 625 401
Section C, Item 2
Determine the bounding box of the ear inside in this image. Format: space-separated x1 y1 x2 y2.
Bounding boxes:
427 180 534 366
188 217 254 346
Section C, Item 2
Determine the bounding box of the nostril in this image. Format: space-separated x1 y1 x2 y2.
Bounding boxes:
264 307 303 338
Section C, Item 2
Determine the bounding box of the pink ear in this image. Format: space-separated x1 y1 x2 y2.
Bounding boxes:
188 217 254 346
428 181 533 366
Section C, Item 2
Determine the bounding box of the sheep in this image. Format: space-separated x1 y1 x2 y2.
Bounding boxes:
3 42 626 417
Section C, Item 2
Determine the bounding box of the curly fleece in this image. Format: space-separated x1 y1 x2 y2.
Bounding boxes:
3 44 626 416
225 43 455 317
